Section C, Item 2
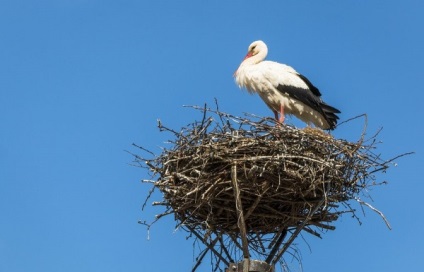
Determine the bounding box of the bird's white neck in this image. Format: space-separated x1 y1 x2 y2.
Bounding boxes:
234 47 267 79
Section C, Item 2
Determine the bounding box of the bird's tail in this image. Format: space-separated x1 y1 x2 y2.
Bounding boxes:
320 103 341 130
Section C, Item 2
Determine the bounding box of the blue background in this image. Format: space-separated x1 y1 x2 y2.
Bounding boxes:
1 1 422 271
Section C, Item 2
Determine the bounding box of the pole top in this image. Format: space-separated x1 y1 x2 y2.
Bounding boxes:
226 259 274 272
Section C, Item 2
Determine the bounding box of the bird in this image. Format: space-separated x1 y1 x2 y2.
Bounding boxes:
234 40 340 130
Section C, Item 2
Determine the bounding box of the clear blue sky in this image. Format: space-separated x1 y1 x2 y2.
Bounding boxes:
1 1 423 271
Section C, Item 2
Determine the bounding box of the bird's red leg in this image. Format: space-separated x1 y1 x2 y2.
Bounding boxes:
273 110 279 122
279 104 285 123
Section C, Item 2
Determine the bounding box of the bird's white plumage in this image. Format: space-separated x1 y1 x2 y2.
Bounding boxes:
234 40 339 130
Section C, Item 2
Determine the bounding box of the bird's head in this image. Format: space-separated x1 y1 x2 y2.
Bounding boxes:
234 40 269 77
244 40 268 63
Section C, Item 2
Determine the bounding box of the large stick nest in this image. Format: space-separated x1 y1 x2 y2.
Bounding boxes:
132 105 407 270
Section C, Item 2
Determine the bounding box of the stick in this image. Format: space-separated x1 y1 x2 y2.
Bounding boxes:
355 197 392 230
231 160 250 259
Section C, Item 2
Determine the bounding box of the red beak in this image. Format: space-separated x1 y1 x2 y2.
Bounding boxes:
243 52 253 60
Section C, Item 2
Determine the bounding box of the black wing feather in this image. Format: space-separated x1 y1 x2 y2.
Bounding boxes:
297 73 322 97
276 83 340 130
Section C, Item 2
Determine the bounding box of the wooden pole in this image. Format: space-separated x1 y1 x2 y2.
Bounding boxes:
226 260 274 272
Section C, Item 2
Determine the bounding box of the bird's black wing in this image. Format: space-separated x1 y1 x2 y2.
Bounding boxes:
295 73 340 114
276 83 340 130
276 84 323 113
296 73 322 97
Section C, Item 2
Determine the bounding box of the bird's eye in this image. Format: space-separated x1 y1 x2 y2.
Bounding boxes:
251 45 256 51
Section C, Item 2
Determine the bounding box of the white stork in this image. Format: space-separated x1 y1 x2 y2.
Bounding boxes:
234 40 340 130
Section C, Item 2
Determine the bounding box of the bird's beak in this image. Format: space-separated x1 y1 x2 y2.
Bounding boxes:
243 52 253 60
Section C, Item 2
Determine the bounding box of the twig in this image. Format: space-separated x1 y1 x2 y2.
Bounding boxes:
355 197 392 230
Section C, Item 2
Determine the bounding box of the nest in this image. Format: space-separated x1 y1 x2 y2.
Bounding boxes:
132 105 407 271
